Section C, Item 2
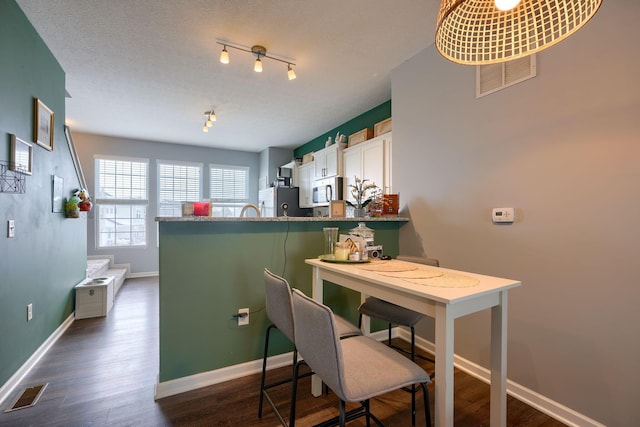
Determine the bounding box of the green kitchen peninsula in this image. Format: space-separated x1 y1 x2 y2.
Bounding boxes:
155 216 408 398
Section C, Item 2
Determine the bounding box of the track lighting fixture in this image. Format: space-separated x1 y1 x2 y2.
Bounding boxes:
216 41 296 80
202 110 216 133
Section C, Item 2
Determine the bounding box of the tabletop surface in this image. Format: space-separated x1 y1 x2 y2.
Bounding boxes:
306 258 521 305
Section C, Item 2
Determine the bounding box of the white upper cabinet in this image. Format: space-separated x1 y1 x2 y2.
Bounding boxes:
298 162 315 208
343 132 392 204
314 144 343 179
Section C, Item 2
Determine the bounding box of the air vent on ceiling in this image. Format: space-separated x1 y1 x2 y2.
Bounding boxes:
476 54 536 98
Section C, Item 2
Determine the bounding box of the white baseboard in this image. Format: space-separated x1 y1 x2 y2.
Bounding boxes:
0 313 75 407
154 329 390 400
395 328 606 427
155 352 293 400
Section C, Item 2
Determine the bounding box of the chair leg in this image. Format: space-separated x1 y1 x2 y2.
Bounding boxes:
339 399 347 427
387 323 393 345
258 324 275 418
290 360 306 427
420 382 432 427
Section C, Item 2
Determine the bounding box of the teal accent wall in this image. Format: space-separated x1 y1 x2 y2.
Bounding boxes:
158 220 402 383
0 1 86 388
293 100 391 158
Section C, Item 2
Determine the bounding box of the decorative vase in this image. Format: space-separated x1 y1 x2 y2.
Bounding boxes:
354 208 366 218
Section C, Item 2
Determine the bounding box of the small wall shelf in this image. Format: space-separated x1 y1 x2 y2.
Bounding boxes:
0 161 26 193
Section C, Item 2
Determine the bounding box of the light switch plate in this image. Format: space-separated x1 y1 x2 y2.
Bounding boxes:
492 208 514 223
7 220 15 238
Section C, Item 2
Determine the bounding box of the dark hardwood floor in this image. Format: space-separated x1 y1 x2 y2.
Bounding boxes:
0 277 565 427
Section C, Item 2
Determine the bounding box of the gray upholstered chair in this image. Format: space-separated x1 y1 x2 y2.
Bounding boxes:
357 256 439 424
290 288 432 427
259 269 361 426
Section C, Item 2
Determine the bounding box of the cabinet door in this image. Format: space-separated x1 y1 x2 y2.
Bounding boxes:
343 147 361 204
298 163 314 208
314 150 326 179
325 146 339 177
362 140 384 193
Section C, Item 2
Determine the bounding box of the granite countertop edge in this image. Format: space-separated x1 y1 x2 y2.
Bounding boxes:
156 216 410 223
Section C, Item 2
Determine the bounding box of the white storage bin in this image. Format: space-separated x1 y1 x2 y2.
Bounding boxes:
75 276 114 319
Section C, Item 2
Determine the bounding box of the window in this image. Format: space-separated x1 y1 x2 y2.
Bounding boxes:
95 156 148 247
209 164 249 217
157 161 202 217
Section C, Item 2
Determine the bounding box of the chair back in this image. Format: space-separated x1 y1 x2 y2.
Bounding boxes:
396 256 439 267
291 289 346 399
264 269 295 342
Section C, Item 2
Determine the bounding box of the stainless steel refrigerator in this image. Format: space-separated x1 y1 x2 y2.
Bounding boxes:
258 187 312 217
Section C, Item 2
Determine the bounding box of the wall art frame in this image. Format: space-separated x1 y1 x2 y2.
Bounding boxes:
52 175 64 213
9 134 33 175
34 98 54 151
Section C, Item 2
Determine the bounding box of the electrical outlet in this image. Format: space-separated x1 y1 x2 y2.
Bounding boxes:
238 308 249 326
27 303 33 321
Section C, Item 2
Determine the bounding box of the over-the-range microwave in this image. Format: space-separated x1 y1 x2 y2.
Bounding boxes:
312 177 343 206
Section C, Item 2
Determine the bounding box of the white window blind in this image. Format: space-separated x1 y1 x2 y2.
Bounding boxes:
209 164 249 217
95 156 148 247
157 161 202 217
96 157 148 200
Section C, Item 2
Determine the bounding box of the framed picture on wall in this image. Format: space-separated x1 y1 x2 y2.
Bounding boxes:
34 98 54 151
9 134 33 175
52 175 64 213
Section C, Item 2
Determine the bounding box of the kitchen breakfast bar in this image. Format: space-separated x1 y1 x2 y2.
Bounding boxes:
156 216 520 426
154 216 408 398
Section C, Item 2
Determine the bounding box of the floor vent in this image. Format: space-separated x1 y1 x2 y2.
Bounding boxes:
4 383 48 412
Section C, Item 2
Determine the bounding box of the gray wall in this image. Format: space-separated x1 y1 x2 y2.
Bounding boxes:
392 2 639 426
259 146 295 189
0 1 86 389
73 132 260 274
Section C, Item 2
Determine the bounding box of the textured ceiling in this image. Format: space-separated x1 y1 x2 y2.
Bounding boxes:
16 0 439 152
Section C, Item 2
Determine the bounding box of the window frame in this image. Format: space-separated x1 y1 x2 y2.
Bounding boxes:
94 155 149 249
157 159 203 217
209 163 250 217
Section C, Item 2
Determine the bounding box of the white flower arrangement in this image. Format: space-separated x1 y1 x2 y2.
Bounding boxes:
345 176 379 209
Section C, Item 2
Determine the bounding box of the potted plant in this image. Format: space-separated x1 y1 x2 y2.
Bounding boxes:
345 176 379 218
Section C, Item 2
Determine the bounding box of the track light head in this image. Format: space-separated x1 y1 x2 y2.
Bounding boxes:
287 64 296 80
220 45 229 64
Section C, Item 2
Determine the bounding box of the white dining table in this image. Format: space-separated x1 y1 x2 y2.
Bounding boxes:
305 257 521 427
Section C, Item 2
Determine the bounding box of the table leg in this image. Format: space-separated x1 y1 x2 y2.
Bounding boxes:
435 303 454 427
490 291 508 426
311 266 323 397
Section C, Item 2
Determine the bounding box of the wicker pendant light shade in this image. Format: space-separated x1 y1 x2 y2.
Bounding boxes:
435 0 602 65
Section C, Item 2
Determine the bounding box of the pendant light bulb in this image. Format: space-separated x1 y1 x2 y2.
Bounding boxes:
210 112 216 122
494 0 521 11
287 64 296 80
206 119 212 128
202 125 209 133
220 46 229 64
254 57 263 73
